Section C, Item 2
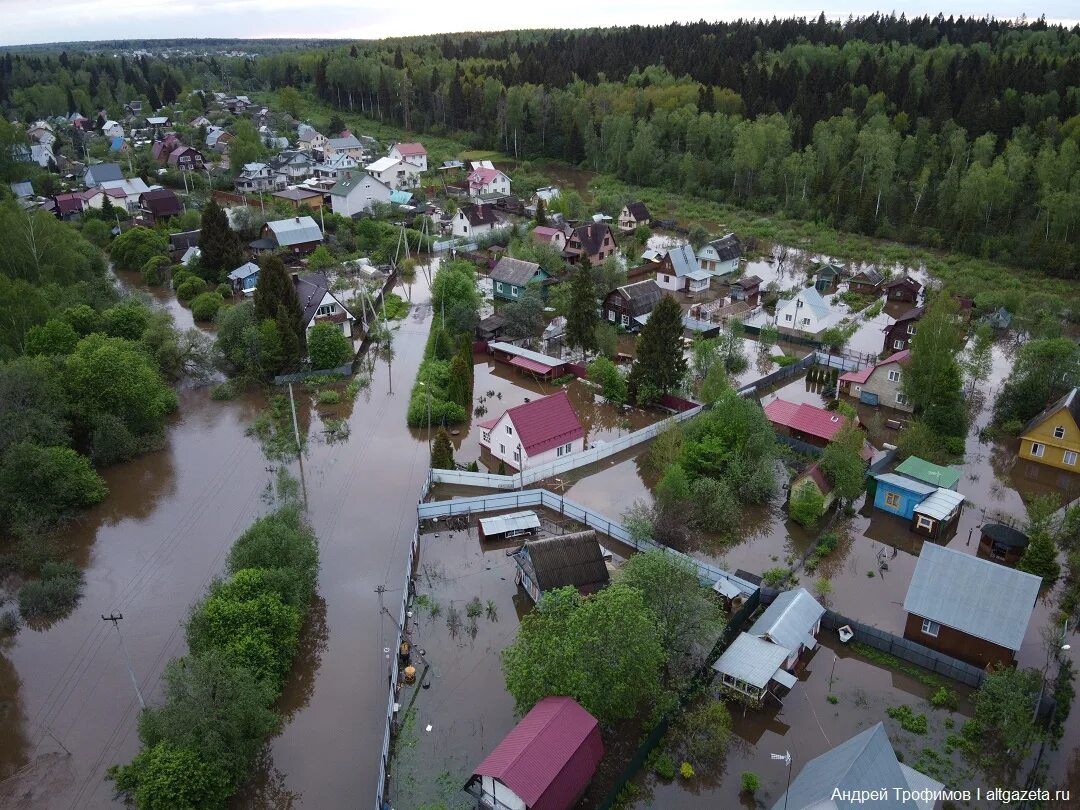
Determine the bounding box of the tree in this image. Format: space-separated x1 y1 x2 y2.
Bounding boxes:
111 226 169 273
819 425 866 504
446 342 472 408
190 292 225 322
431 428 455 470
227 119 267 176
587 356 626 404
110 742 231 810
566 261 599 356
790 480 826 527
673 701 732 770
594 322 617 358
0 356 69 455
534 198 547 225
306 245 335 269
688 224 709 250
690 476 739 533
619 551 724 674
198 200 244 280
902 297 965 439
501 584 665 725
24 319 78 356
628 295 687 403
656 463 691 509
962 323 994 393
994 338 1080 429
254 255 305 350
965 665 1043 774
699 363 729 405
501 284 545 339
0 443 103 538
307 322 352 369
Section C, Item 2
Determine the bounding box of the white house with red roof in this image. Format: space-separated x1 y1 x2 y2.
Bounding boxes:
764 399 854 449
838 350 913 412
467 166 511 200
532 225 567 251
478 390 585 471
389 142 428 172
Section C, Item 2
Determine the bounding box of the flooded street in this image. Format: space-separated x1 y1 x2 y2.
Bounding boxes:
0 269 437 807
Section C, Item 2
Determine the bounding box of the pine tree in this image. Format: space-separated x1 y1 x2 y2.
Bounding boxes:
566 257 599 356
1017 529 1061 585
628 295 688 403
256 254 306 352
275 306 301 372
535 198 547 226
199 199 244 279
447 346 471 408
431 428 455 470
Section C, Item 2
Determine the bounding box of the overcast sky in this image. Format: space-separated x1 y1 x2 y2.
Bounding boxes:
1 2 1076 47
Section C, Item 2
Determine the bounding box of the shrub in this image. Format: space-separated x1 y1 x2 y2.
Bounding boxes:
679 762 695 780
0 609 20 636
191 292 225 322
930 686 959 710
762 568 789 586
381 292 409 320
215 283 232 299
653 752 675 780
111 742 232 810
887 705 929 734
176 278 207 304
741 771 760 794
18 560 84 620
210 381 237 401
307 322 354 370
25 319 79 356
790 482 825 527
0 443 108 530
317 390 341 406
827 694 839 704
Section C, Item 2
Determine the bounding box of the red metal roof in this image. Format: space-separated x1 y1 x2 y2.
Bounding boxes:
393 142 427 156
764 399 849 442
497 390 585 455
469 167 503 189
477 414 500 430
533 226 562 240
510 355 557 375
794 462 833 494
473 696 603 810
839 350 910 385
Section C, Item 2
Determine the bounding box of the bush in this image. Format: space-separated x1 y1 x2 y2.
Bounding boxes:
210 381 237 401
887 705 929 734
0 609 20 636
653 752 676 780
740 771 760 794
317 390 341 406
215 283 232 299
930 686 959 710
0 443 108 531
307 322 353 370
89 412 140 466
679 762 695 780
191 292 225 322
762 568 789 586
112 743 232 810
18 560 84 620
142 255 172 286
381 292 409 320
25 319 79 356
790 482 825 527
176 277 208 304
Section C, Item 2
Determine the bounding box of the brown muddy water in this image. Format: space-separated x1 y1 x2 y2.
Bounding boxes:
0 268 439 808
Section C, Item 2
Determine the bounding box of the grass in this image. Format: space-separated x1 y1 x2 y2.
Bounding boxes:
848 642 943 688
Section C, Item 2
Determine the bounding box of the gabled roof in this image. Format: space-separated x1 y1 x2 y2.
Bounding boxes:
392 142 427 157
266 216 322 246
702 233 742 261
498 390 584 456
519 531 609 593
814 261 844 277
139 188 182 217
491 256 544 287
732 274 763 290
1022 388 1080 438
273 187 322 202
328 134 362 150
54 192 85 215
792 463 832 496
228 261 259 281
366 156 401 173
981 523 1030 549
764 399 849 442
10 181 34 199
890 306 925 326
329 172 387 197
872 472 938 497
885 275 922 292
784 286 832 321
623 201 650 221
169 229 200 250
473 696 602 810
479 510 541 535
568 222 615 256
84 162 124 183
532 225 563 240
912 488 965 521
612 280 663 316
839 350 910 385
903 544 1042 651
771 722 943 810
894 456 961 490
750 588 825 652
850 267 884 286
294 271 351 326
712 632 791 689
665 243 698 278
461 203 496 228
468 166 505 189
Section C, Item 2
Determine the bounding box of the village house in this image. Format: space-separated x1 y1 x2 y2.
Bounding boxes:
269 151 313 182
654 243 711 295
564 222 616 265
475 314 507 342
838 350 912 411
772 723 944 810
696 233 742 276
259 216 324 254
329 171 392 217
168 230 200 262
749 587 825 672
884 275 922 304
1019 388 1080 472
729 275 763 305
774 286 844 338
903 544 1042 668
602 280 664 332
713 633 799 704
490 256 548 301
83 162 124 187
10 181 34 200
81 186 129 211
102 120 124 139
847 267 885 296
151 135 180 163
813 261 843 293
272 187 324 211
109 136 130 155
27 120 54 143
512 531 610 604
531 225 567 251
467 166 511 200
189 115 211 129
465 696 603 810
145 115 170 130
167 145 205 171
53 191 85 219
617 201 651 232
478 390 585 472
979 522 1030 567
882 306 924 354
138 189 182 223
389 142 428 172
314 152 358 182
295 271 356 338
236 162 286 193
764 399 853 449
297 125 328 153
871 458 965 538
452 203 497 238
323 134 364 160
789 464 835 513
227 261 260 295
365 156 420 190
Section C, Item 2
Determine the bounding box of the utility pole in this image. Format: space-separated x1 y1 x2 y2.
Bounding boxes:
287 383 308 507
102 613 145 709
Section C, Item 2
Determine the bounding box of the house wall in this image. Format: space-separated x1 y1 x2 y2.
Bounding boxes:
888 285 918 303
452 212 494 238
978 535 1025 567
654 270 684 293
480 413 584 471
305 291 354 338
911 504 962 538
390 148 427 172
849 278 882 296
903 613 1015 668
480 776 526 810
1020 407 1080 471
873 483 923 520
332 177 392 218
849 366 913 412
696 246 740 275
883 322 917 354
602 294 637 330
775 296 824 336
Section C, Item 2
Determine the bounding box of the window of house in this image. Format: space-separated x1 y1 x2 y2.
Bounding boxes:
494 282 503 292
598 252 605 260
621 315 630 327
907 324 917 335
513 449 520 461
921 619 940 637
557 443 574 457
317 303 336 316
462 225 468 233
662 275 669 282
916 514 934 530
482 431 490 442
896 393 909 405
1054 426 1066 439
511 286 519 297
506 425 513 435
801 317 811 326
888 370 901 382
1031 442 1046 458
1065 451 1078 466
884 492 901 508
608 310 615 322
893 340 905 350
499 443 505 454
785 314 793 322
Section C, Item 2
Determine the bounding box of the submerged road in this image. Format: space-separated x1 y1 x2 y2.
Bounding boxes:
0 277 435 808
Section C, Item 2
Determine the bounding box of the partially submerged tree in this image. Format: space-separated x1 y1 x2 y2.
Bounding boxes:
628 295 687 404
431 428 455 470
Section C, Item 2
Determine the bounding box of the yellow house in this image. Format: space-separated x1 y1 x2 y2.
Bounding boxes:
1019 388 1080 471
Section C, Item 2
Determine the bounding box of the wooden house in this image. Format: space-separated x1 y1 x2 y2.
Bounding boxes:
847 268 885 296
602 280 663 332
1018 388 1080 472
978 523 1030 567
512 531 610 604
618 201 651 232
838 350 912 411
813 262 843 293
884 276 922 304
882 306 923 354
729 275 762 305
490 257 548 301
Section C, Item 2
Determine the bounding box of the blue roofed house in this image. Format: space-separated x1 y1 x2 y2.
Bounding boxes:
873 459 966 538
771 722 943 810
228 262 260 295
774 286 844 338
109 136 128 153
655 243 712 296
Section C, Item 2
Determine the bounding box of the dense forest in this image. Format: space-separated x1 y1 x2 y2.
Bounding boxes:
2 16 1080 273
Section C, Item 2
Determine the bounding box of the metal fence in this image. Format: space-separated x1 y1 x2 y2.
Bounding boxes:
431 407 703 490
774 433 825 458
737 353 815 397
820 610 988 688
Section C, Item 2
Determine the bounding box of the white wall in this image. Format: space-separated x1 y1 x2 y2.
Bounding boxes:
481 776 526 810
655 271 682 292
305 291 354 338
479 413 584 471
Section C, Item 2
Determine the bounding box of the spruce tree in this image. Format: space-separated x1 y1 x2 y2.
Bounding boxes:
566 257 599 356
535 198 547 226
275 306 302 372
431 428 455 470
256 255 306 353
199 199 244 279
1017 529 1061 584
628 295 688 403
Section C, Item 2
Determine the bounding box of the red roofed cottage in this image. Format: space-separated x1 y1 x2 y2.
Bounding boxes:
388 142 428 172
764 399 852 448
478 390 585 471
466 696 604 810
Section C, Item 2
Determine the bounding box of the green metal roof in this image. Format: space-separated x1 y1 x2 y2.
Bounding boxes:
894 456 961 490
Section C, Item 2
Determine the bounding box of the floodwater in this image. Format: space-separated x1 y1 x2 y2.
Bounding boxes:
0 265 439 807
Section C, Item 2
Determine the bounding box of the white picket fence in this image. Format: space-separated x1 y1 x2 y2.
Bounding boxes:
433 406 703 489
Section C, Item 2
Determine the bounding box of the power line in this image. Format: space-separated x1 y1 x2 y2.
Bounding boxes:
101 614 144 710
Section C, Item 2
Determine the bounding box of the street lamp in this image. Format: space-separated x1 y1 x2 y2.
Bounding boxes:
771 751 792 810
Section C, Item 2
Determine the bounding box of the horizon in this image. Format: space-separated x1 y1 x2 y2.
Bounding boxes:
2 5 1079 49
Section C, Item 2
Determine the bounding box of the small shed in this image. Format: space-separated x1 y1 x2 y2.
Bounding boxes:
847 268 885 296
813 262 844 292
979 523 1030 566
487 341 568 380
730 274 762 304
884 276 922 304
475 314 507 342
982 306 1012 330
513 531 610 603
871 473 937 520
478 511 541 542
911 488 965 538
465 696 604 810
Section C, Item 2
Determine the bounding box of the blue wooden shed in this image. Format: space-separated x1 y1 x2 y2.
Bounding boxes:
872 473 937 520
